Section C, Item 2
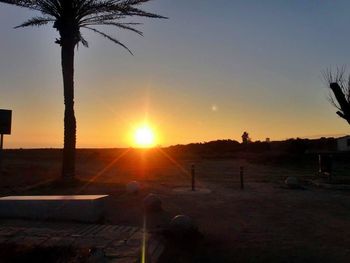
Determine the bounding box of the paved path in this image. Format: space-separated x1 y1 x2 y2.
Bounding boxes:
0 220 163 263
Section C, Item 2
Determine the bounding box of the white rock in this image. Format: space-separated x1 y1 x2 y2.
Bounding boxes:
143 193 162 211
126 181 140 194
285 176 300 188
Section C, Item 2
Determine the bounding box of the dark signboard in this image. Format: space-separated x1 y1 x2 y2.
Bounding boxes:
0 110 12 135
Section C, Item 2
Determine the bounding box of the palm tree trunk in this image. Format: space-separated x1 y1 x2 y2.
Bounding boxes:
61 40 76 179
330 83 350 124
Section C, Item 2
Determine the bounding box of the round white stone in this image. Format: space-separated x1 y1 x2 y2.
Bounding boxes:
126 181 140 194
170 215 196 234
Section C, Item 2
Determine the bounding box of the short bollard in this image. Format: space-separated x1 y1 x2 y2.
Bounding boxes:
240 166 244 190
191 164 195 191
0 134 3 176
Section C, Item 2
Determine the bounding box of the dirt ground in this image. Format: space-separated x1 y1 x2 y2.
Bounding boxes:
1 149 350 262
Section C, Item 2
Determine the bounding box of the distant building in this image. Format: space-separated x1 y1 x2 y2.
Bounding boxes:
337 135 350 152
265 138 270 143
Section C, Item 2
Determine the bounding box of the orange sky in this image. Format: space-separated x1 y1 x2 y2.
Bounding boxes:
1 1 350 148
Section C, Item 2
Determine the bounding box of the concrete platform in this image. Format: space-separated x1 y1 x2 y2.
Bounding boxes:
0 195 108 223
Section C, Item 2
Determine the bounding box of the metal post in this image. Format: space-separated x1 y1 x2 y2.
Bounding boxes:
318 154 322 175
240 166 244 190
0 134 3 175
328 154 333 183
191 164 195 191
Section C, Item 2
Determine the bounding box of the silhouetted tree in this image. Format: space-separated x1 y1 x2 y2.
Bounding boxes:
0 0 166 179
286 138 309 154
241 131 250 144
323 68 350 125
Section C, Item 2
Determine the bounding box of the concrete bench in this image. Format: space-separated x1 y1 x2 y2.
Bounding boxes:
0 195 108 223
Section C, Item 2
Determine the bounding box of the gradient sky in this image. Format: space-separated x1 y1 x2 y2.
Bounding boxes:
1 0 350 148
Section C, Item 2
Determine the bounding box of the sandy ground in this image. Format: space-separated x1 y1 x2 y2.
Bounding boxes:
1 149 350 262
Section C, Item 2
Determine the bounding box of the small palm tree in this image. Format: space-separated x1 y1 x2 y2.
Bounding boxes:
323 68 350 125
0 0 166 179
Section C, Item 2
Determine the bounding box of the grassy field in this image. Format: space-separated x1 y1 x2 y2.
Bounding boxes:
1 148 350 262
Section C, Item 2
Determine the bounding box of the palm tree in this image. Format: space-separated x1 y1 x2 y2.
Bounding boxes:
0 0 166 179
323 68 350 125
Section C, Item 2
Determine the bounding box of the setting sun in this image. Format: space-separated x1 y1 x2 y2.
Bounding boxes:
134 125 155 147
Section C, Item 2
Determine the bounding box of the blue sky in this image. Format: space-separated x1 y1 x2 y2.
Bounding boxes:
0 0 350 148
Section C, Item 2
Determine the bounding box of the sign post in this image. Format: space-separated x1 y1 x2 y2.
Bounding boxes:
0 109 12 175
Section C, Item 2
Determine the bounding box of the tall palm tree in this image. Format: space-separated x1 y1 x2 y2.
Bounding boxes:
0 0 166 179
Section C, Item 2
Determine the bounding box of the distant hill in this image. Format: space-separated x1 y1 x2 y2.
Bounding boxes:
165 137 338 159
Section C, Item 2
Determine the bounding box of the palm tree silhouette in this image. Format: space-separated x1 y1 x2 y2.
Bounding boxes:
0 0 166 179
323 68 350 125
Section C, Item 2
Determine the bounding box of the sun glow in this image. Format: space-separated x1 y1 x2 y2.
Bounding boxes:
134 125 155 147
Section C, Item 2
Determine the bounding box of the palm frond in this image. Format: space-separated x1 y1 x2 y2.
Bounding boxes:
85 21 143 36
15 16 54 28
83 26 133 54
0 0 42 11
77 0 167 21
36 0 61 18
1 0 167 51
78 31 89 47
